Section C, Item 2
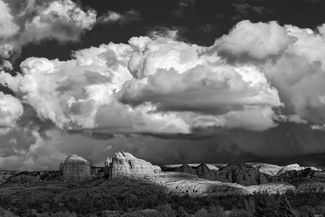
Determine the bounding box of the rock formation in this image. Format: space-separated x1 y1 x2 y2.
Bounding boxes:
216 162 270 185
60 154 92 182
174 164 196 175
104 151 157 178
276 163 321 175
163 162 272 186
152 165 162 173
248 163 283 176
195 163 216 180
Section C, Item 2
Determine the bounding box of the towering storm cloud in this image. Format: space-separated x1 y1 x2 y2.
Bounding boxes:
1 0 325 170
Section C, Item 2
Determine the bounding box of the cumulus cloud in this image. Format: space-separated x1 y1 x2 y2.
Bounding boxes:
0 0 97 63
4 19 325 169
119 36 282 131
257 25 325 126
206 20 325 130
0 41 190 135
3 20 325 134
0 92 23 127
0 0 19 38
0 29 288 135
97 9 140 25
22 0 96 42
212 20 294 62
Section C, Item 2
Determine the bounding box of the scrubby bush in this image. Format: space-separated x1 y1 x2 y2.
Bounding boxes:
2 187 325 216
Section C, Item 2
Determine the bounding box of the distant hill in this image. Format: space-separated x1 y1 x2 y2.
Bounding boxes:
162 162 325 186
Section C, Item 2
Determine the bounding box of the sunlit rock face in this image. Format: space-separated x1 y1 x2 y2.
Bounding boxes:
164 162 272 186
194 163 216 180
216 162 270 185
152 165 162 173
104 151 157 178
174 164 196 175
59 154 92 182
277 163 321 175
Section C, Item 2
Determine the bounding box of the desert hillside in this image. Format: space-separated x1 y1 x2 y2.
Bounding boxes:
0 152 325 216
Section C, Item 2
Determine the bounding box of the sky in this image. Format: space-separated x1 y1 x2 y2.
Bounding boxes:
1 0 325 171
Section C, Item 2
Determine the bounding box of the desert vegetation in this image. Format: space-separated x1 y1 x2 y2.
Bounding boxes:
1 153 325 217
0 184 325 217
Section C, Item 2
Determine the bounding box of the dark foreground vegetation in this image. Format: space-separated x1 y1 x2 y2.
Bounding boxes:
0 190 325 217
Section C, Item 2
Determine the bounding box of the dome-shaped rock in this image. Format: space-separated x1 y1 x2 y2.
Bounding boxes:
60 154 92 182
104 151 155 178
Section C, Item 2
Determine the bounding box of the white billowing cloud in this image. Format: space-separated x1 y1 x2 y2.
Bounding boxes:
23 0 96 42
285 25 325 70
0 42 190 134
6 19 325 170
0 60 13 71
0 33 284 134
318 24 325 38
0 0 19 38
311 124 325 131
0 0 97 61
8 19 325 138
0 0 19 60
127 36 201 79
97 9 140 24
224 106 278 131
213 20 294 60
275 114 308 124
258 24 325 125
119 36 282 131
208 19 325 127
0 43 14 59
0 92 23 127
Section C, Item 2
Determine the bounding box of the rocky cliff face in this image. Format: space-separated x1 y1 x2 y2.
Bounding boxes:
163 162 325 186
276 163 321 175
173 164 196 175
164 162 273 186
60 154 92 182
104 151 157 179
216 162 271 185
248 163 283 176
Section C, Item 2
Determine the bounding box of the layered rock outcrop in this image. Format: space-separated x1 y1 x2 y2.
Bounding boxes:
216 162 270 185
104 151 157 178
60 155 92 182
276 163 321 175
174 164 196 175
164 162 272 186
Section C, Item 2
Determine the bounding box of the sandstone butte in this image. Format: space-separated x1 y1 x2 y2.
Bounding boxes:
104 151 157 178
59 154 92 182
60 151 159 182
59 151 324 192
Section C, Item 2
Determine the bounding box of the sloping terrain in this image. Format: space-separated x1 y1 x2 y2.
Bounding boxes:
277 163 321 175
0 160 324 201
247 163 283 176
147 172 295 196
163 162 274 185
0 170 19 184
0 171 295 200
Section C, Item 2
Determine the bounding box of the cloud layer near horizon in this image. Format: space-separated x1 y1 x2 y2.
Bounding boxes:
2 11 325 170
